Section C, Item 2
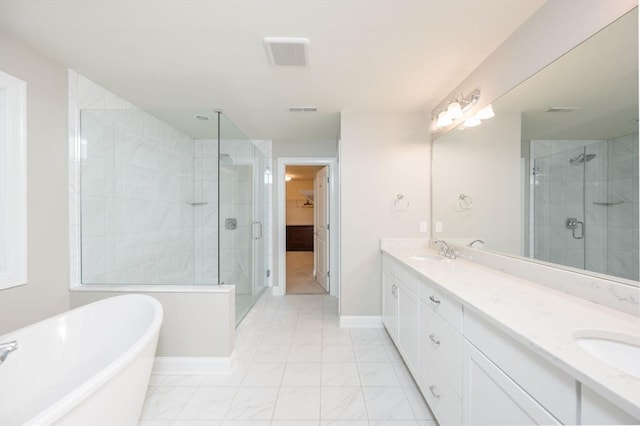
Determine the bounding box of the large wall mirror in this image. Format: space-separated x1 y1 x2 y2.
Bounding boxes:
432 8 638 284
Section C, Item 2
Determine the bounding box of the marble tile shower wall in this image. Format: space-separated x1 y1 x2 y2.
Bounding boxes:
532 140 605 269
219 140 255 293
607 133 639 281
531 135 639 281
69 70 202 285
194 139 219 284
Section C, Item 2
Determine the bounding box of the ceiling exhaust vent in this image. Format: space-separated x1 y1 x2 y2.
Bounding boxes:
546 106 581 113
289 107 318 112
264 37 309 66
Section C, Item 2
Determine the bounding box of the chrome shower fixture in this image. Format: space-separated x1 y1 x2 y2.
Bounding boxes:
569 153 596 165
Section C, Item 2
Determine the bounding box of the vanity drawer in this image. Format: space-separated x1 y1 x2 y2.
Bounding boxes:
421 353 462 426
421 301 463 396
420 282 463 332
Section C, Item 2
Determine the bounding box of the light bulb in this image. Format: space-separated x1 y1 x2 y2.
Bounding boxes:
447 101 463 119
436 111 453 128
285 175 292 182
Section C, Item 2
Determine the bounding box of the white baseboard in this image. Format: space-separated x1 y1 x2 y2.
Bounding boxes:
153 352 237 375
339 315 383 328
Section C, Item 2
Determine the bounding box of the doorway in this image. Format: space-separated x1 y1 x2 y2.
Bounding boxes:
285 165 326 294
276 158 339 297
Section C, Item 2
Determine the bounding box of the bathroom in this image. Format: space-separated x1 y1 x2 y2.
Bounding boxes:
0 1 638 425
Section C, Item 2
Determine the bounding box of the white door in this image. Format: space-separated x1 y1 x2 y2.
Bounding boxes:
314 166 329 292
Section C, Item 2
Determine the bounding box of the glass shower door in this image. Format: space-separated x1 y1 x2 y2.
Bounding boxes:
532 145 587 269
219 114 268 324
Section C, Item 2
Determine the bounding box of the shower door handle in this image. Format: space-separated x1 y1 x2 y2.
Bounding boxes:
252 221 263 240
566 217 584 240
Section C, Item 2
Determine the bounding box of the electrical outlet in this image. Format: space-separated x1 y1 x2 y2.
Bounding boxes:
435 221 443 233
419 222 427 233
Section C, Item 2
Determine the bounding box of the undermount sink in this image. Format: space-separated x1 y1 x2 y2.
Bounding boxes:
408 254 443 261
574 331 640 378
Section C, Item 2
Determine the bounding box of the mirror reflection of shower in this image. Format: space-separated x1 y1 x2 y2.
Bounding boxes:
569 153 596 165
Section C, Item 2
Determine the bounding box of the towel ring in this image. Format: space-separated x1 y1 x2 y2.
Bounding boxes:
459 194 473 210
394 194 410 212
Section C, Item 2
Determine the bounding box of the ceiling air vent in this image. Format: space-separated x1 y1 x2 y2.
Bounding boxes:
264 37 309 66
288 106 317 112
546 107 581 113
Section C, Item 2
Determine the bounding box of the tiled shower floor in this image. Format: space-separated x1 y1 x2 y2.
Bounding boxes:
139 289 436 426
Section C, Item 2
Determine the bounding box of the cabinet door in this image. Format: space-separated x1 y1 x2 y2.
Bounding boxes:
382 268 398 343
581 385 639 425
398 283 420 375
463 342 560 425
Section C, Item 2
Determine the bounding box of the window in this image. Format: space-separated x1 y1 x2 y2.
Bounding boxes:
0 70 27 289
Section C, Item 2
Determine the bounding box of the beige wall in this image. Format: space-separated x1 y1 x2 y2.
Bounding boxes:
0 30 69 334
70 289 235 357
286 179 314 225
339 112 430 316
432 112 522 254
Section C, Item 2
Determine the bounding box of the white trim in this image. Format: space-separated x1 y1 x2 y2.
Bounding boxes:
0 70 27 290
276 157 339 298
152 353 237 375
339 315 384 328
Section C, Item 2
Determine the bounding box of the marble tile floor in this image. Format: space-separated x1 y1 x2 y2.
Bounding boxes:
139 289 437 426
286 251 327 295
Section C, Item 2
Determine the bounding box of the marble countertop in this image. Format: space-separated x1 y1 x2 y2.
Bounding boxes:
382 245 640 419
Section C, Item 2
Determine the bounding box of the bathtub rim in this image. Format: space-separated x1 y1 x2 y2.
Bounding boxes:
0 294 163 426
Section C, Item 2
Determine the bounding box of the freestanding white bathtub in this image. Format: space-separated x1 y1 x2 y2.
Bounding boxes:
0 294 163 426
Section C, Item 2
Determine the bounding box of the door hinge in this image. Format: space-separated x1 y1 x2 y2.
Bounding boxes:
327 176 330 183
266 269 271 278
327 223 330 231
327 270 330 278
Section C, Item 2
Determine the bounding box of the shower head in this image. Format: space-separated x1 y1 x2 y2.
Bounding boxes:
569 153 596 165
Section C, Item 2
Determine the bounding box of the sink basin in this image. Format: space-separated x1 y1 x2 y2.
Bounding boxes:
574 331 640 378
408 254 442 261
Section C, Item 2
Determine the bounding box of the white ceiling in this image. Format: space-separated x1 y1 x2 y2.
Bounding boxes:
0 0 545 143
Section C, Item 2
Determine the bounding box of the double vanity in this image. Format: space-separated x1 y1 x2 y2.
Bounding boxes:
381 239 640 425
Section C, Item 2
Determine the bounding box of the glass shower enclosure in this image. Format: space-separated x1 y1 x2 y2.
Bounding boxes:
79 109 269 323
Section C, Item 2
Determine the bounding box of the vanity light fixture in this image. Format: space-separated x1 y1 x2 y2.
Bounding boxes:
436 110 453 128
285 175 293 182
476 104 495 120
463 116 482 127
431 89 480 132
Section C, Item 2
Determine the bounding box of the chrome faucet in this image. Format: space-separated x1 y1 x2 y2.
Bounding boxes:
468 239 485 248
433 240 457 259
0 341 18 365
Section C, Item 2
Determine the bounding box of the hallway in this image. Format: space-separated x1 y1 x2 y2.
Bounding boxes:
139 290 435 425
286 252 327 294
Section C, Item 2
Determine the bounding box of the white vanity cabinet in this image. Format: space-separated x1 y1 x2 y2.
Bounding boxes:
380 253 638 426
382 267 399 343
463 341 561 425
580 385 639 425
382 255 420 375
419 295 464 425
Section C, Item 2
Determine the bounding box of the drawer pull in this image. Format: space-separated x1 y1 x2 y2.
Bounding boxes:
429 385 441 399
429 334 440 346
429 295 441 305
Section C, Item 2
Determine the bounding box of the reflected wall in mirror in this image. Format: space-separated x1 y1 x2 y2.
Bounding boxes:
432 9 639 283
